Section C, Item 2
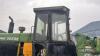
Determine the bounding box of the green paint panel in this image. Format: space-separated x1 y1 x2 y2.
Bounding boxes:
0 33 32 42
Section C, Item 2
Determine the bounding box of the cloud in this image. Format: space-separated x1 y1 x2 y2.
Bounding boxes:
73 0 100 5
86 0 100 5
0 0 100 33
27 0 71 8
70 0 100 32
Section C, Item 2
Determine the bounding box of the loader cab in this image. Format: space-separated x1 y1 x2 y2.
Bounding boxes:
33 6 70 42
33 6 77 56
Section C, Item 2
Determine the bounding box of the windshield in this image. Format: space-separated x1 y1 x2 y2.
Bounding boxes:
35 13 48 41
52 13 67 41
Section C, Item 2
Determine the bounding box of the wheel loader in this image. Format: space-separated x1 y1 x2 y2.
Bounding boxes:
0 6 77 56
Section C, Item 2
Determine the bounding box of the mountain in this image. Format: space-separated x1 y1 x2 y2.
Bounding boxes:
0 30 6 33
73 21 100 37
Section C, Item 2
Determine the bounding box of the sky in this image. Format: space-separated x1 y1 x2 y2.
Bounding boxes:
0 0 100 33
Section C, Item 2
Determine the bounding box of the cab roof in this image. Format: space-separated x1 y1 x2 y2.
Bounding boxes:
34 6 69 12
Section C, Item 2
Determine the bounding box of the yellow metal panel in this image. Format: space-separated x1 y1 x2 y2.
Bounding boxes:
23 43 32 56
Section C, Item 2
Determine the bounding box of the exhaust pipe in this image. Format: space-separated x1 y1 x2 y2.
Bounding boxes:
8 16 14 33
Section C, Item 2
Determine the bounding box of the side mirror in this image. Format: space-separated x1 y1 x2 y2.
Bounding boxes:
19 27 25 33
